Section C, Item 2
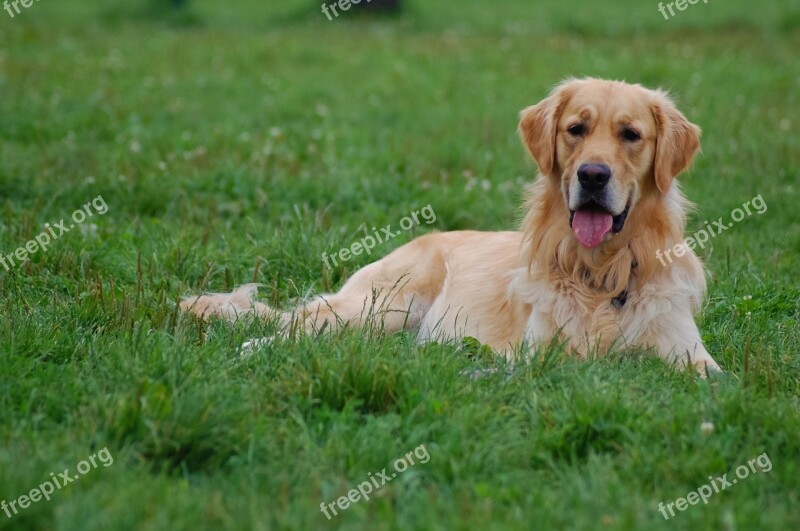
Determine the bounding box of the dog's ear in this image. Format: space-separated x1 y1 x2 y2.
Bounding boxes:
519 81 575 177
651 92 702 193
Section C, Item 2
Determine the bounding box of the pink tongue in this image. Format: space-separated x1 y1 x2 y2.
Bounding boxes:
572 210 613 248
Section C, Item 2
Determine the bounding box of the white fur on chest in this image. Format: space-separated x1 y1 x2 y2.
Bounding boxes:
512 269 603 350
512 264 703 354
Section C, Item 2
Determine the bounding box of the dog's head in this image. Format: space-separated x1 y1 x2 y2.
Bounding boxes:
519 78 700 248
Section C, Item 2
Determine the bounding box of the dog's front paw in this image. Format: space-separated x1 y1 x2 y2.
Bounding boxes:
692 359 723 379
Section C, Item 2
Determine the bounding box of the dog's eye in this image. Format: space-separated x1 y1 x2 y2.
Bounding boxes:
621 128 641 142
567 124 586 136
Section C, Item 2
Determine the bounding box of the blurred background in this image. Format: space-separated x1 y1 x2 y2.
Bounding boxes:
2 0 797 283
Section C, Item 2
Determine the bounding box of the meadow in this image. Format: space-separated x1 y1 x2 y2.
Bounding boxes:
1 0 799 529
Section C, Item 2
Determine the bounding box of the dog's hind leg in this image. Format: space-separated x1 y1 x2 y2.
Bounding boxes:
180 233 448 341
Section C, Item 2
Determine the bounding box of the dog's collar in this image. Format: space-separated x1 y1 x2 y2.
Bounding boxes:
611 290 628 310
611 257 637 309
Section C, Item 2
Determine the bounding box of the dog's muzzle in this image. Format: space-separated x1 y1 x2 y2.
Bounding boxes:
569 164 630 248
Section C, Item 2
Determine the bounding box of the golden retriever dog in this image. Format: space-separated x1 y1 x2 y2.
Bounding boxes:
181 78 722 375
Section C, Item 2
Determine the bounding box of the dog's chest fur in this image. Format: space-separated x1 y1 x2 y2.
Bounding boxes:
513 267 639 355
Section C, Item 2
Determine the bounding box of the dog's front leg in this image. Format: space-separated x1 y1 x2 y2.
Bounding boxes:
637 307 722 377
669 335 722 377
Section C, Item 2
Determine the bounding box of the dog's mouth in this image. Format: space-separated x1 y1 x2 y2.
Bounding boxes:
569 199 630 248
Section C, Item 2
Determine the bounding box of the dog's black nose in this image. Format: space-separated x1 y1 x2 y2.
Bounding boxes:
577 163 612 191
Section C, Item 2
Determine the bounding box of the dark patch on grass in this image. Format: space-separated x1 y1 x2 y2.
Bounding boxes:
107 378 246 473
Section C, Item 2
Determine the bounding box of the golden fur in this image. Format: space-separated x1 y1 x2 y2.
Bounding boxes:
181 78 721 374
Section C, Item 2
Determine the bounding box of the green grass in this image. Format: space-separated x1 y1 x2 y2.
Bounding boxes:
1 0 799 529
